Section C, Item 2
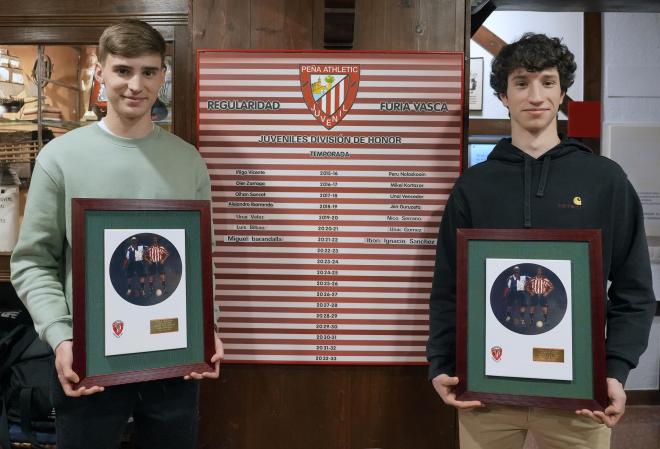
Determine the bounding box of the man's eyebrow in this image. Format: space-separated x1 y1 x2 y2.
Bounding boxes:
110 64 160 71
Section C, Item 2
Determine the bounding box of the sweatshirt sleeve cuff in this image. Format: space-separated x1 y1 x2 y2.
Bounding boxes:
428 357 455 382
606 357 632 386
43 321 73 352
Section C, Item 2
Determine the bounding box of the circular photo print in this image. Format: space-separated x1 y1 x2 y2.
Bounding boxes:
108 232 182 306
489 263 567 335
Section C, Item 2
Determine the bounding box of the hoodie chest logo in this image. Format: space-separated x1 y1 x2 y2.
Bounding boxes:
558 195 583 209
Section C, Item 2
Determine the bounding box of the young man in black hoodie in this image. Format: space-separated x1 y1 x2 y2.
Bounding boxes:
427 33 655 448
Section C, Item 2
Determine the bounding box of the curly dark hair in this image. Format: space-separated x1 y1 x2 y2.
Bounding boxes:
490 33 577 96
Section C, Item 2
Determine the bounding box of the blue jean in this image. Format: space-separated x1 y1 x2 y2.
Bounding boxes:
50 370 199 449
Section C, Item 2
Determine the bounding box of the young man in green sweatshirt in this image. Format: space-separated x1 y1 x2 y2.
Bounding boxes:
427 33 655 448
11 19 223 449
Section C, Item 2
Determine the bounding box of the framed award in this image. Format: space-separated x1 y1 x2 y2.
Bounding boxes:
455 228 607 410
71 198 215 387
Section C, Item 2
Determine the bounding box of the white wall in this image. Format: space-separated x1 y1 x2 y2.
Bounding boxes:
469 11 584 121
603 13 660 391
602 13 660 124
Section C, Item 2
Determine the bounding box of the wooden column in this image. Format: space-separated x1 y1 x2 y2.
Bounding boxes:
192 1 466 448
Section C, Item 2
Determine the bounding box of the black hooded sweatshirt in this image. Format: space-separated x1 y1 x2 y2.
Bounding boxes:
427 136 655 384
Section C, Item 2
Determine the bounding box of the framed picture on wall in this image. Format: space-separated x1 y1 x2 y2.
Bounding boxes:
454 228 608 410
469 57 484 111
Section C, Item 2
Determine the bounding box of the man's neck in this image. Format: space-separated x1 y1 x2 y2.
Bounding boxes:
103 110 154 139
510 123 561 159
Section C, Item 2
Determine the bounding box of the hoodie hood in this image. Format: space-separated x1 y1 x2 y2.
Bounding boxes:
486 135 592 228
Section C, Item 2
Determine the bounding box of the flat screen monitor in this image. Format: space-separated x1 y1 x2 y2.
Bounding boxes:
467 135 505 168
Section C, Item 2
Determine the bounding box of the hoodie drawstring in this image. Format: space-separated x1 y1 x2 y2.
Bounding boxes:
524 158 532 228
537 155 551 198
524 155 551 227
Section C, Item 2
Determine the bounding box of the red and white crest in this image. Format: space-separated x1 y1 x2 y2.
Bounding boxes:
491 346 502 362
112 320 124 338
300 64 360 130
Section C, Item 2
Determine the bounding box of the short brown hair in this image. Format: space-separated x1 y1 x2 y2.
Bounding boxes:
98 19 165 65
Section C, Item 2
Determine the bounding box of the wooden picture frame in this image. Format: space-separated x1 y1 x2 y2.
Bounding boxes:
71 198 214 387
455 228 607 410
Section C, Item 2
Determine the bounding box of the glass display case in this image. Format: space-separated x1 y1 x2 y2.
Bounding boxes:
0 43 174 281
0 44 174 159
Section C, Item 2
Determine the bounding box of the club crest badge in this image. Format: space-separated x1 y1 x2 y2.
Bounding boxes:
491 346 502 362
300 64 360 130
112 320 124 338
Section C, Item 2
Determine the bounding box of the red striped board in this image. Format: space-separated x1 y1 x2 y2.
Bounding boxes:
197 50 465 365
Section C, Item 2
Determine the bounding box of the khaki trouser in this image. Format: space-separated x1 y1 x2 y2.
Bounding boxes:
459 405 611 449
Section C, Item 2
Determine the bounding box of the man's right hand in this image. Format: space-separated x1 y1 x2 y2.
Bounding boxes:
432 373 484 410
55 340 104 397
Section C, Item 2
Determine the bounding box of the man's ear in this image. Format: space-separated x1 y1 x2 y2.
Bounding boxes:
499 92 509 108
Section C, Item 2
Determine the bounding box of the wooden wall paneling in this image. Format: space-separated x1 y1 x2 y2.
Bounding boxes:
0 27 108 45
415 0 463 51
353 0 461 51
192 0 326 51
250 0 315 49
173 25 195 144
0 26 174 44
192 0 252 50
313 0 326 49
582 12 601 154
0 0 188 23
199 365 352 449
583 13 601 101
348 366 456 448
198 364 456 449
351 0 389 50
456 0 468 52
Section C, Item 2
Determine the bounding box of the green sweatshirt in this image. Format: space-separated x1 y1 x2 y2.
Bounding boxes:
10 123 211 351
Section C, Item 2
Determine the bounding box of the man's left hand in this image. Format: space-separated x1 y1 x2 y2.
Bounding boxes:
576 377 626 428
184 334 224 380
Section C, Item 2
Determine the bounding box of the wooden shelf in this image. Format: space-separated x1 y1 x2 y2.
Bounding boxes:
0 252 11 283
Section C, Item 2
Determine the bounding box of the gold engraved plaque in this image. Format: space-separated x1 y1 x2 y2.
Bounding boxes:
533 348 565 363
150 318 179 334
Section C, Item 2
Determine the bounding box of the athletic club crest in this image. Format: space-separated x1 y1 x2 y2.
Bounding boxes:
112 320 124 338
300 64 360 130
491 346 502 362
